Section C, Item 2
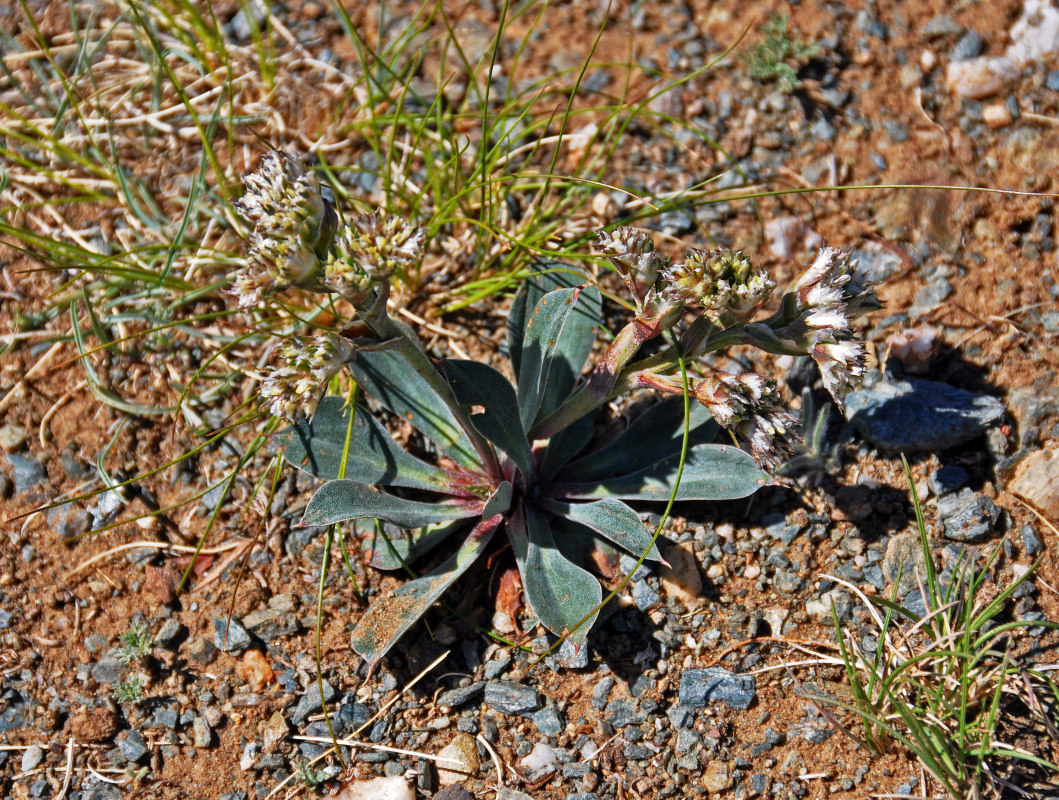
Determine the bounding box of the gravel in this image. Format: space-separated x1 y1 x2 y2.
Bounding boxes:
678 668 756 710
484 681 541 714
937 489 1001 542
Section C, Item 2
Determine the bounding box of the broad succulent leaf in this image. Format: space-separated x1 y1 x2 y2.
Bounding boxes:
351 348 481 468
301 479 484 528
516 285 601 431
366 519 465 570
508 264 593 376
509 504 602 647
350 513 502 667
559 397 718 483
283 397 463 492
441 359 533 477
538 497 663 563
553 443 768 501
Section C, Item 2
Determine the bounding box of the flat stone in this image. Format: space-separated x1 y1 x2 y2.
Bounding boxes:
154 619 184 648
702 760 733 792
773 570 804 594
518 741 557 782
929 465 969 497
21 744 44 772
679 668 756 710
846 377 1005 452
658 542 702 606
630 580 661 611
291 681 336 726
946 57 1018 99
1022 525 1043 557
436 733 480 787
187 638 217 665
262 711 290 753
47 505 91 538
530 707 564 737
213 616 252 653
241 607 300 641
117 730 147 762
1007 447 1059 518
884 532 930 596
484 681 541 714
436 683 484 710
91 654 124 684
193 716 212 748
334 776 415 800
5 453 45 495
938 489 1000 542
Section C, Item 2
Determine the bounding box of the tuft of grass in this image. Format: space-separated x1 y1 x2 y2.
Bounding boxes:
116 621 152 665
743 13 819 93
809 456 1059 799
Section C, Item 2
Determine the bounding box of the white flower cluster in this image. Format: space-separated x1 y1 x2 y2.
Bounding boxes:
259 334 352 421
323 212 425 305
663 248 775 319
596 227 669 304
693 372 798 469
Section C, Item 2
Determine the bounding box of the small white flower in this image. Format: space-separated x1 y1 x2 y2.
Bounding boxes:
597 227 668 302
693 372 798 469
663 248 775 319
322 213 425 305
259 335 353 421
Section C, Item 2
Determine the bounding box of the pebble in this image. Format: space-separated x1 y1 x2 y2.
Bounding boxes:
658 542 702 606
335 776 415 800
5 453 45 494
187 638 217 665
950 30 984 60
946 57 1018 99
21 744 44 772
678 668 756 710
937 489 1000 543
436 733 480 787
983 102 1013 129
846 377 1005 452
154 618 184 648
920 14 962 38
0 423 27 453
91 654 124 685
242 608 300 641
193 716 212 748
117 730 147 762
1006 447 1059 518
772 570 804 595
929 465 969 497
590 676 614 710
262 711 289 753
884 532 930 596
484 681 541 714
437 683 484 710
631 580 661 611
530 707 564 737
238 650 275 692
291 680 336 725
435 788 474 800
702 760 733 792
518 742 557 782
1021 525 1043 557
213 616 252 653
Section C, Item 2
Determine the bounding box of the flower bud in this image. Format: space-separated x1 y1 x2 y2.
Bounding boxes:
596 227 668 303
663 248 775 318
259 334 353 421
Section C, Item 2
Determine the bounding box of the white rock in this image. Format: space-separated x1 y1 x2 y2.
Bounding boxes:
983 102 1013 129
1008 446 1059 518
334 776 415 800
1007 0 1059 63
437 732 480 787
519 741 557 781
945 57 1018 99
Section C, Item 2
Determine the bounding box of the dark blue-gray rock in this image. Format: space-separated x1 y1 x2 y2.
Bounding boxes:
605 698 646 727
5 453 45 495
79 783 123 800
484 681 541 714
591 675 614 710
951 30 984 60
911 277 953 313
118 730 147 762
436 683 484 709
0 609 11 630
531 707 564 736
937 489 1000 542
1021 524 1043 557
556 637 589 669
291 681 336 726
1047 71 1059 92
846 378 1005 452
483 649 511 680
154 619 184 648
241 608 299 641
750 773 769 796
657 209 695 235
149 707 179 730
679 668 756 710
929 465 969 497
0 703 26 734
213 616 252 653
631 580 661 611
901 588 928 617
91 654 124 684
435 787 475 800
47 504 91 538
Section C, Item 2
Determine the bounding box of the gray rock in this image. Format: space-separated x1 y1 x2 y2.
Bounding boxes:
631 580 661 611
154 619 184 648
118 730 147 762
951 31 984 60
187 638 217 665
290 681 336 726
150 707 179 730
1047 71 1059 92
5 453 45 494
884 532 929 596
557 638 589 669
679 667 756 710
591 676 614 710
21 744 44 772
937 489 1000 543
241 608 299 641
911 277 953 313
47 505 91 538
213 616 252 653
604 698 646 727
1021 524 1043 557
920 15 962 37
227 0 267 40
846 377 1005 452
773 570 804 594
853 242 903 282
929 465 969 497
193 716 213 748
0 705 26 734
809 118 836 141
91 654 124 684
484 681 541 714
657 209 695 235
436 683 484 709
530 707 564 737
0 609 12 629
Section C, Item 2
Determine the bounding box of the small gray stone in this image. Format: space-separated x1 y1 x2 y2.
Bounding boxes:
21 744 44 772
631 580 661 611
193 716 213 748
951 31 984 61
47 505 91 538
920 15 962 37
117 730 147 762
657 209 695 235
1047 71 1059 92
773 570 804 595
846 377 1005 452
290 681 336 726
187 638 217 665
530 707 564 737
1021 525 1043 557
679 668 756 710
5 453 45 495
911 277 953 313
929 465 969 497
605 698 646 727
150 707 179 730
241 608 299 641
213 616 252 653
556 638 589 669
0 609 12 629
91 654 124 684
154 619 184 648
436 683 484 709
591 676 614 710
484 681 541 714
938 489 1000 543
809 118 836 141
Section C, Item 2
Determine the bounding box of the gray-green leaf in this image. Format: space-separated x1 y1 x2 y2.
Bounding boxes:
539 497 662 562
301 479 484 528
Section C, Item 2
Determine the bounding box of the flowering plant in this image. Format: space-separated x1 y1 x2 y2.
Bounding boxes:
231 151 879 665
